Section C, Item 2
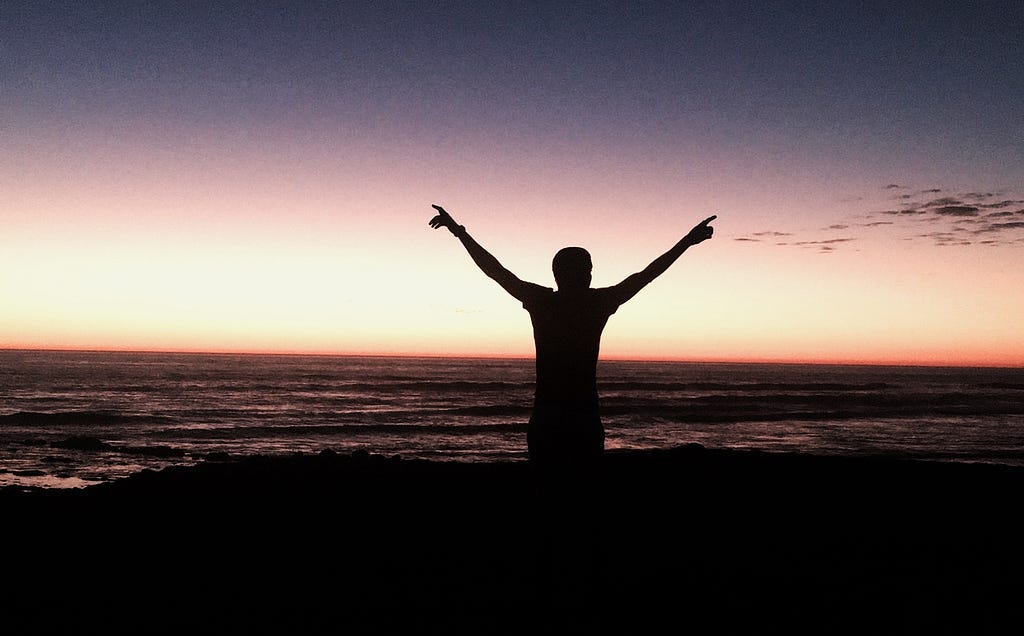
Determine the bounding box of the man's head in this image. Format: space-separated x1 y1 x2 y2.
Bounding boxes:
552 247 592 291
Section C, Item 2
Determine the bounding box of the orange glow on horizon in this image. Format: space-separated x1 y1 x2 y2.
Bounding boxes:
2 341 1021 369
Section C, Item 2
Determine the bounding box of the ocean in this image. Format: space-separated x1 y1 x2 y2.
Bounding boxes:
2 349 1022 489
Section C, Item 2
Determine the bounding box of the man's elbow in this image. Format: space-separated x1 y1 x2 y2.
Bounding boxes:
627 272 655 289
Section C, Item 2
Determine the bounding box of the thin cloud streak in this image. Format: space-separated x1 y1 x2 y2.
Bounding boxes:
734 184 1024 251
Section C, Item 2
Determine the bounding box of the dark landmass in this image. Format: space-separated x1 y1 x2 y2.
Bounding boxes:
3 445 1022 635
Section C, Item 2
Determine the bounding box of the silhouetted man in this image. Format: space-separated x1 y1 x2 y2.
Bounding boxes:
428 204 716 471
429 204 716 629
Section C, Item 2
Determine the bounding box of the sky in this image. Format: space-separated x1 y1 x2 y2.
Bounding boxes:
2 1 1022 366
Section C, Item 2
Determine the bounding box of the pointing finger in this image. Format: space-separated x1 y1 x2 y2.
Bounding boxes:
702 215 717 225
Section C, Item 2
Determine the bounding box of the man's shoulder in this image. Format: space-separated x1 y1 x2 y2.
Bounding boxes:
520 283 555 308
590 286 625 312
524 286 622 312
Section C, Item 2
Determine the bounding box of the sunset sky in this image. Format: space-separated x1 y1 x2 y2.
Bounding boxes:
3 2 1022 366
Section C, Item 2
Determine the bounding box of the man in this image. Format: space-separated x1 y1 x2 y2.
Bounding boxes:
428 204 716 471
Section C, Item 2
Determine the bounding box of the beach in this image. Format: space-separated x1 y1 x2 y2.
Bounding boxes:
3 444 1022 635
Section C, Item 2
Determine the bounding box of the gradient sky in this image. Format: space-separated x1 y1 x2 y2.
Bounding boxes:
3 1 1022 366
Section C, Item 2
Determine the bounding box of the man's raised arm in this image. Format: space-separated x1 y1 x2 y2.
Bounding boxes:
428 204 532 301
610 215 717 305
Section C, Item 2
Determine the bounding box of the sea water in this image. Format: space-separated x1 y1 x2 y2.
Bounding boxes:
1 349 1022 489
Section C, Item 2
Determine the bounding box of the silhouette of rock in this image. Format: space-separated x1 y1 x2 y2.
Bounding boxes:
2 446 1022 635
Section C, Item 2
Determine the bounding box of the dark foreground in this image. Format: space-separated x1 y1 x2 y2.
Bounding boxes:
3 445 1022 635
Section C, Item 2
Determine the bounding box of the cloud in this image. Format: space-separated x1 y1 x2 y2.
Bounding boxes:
921 197 961 208
917 232 973 247
739 184 1024 252
979 199 1024 209
792 238 857 246
932 205 980 217
735 231 794 244
762 237 859 253
979 221 1024 232
879 208 927 215
861 187 1024 246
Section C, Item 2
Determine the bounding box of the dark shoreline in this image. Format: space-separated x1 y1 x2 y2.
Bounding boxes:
4 445 1023 634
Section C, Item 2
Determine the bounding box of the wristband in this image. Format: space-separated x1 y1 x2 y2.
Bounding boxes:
452 225 466 238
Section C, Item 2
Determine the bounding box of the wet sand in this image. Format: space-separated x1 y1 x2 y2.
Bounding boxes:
3 445 1022 634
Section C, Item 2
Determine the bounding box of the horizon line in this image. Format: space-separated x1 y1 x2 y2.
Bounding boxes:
2 346 1021 370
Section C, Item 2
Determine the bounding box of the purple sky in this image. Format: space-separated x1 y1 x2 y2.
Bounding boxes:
3 2 1023 364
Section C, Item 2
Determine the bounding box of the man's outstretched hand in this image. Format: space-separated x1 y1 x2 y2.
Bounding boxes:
428 204 460 233
685 215 717 245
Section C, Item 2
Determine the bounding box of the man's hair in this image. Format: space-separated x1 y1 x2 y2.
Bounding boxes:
552 247 592 274
552 247 592 288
